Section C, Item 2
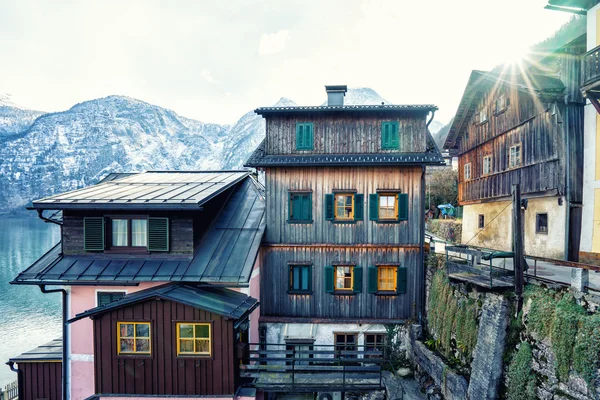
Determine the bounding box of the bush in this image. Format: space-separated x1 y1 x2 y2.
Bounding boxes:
506 343 537 400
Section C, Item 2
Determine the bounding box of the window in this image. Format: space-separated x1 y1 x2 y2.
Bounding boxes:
377 266 397 291
365 334 386 359
495 94 508 114
289 264 312 293
335 266 354 291
479 108 488 124
483 155 492 176
478 214 485 229
176 323 211 356
97 291 125 307
536 213 548 234
296 122 313 150
111 218 148 248
509 144 522 168
286 342 313 365
335 193 354 220
288 192 312 222
117 322 151 355
464 163 471 180
335 333 358 362
379 193 397 220
381 121 399 149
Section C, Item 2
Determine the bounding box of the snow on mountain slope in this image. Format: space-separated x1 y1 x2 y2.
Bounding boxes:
0 93 45 139
0 95 228 212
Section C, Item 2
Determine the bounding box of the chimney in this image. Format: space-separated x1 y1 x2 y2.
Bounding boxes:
325 85 347 106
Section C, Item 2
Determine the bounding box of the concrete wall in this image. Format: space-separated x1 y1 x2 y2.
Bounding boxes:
461 196 566 259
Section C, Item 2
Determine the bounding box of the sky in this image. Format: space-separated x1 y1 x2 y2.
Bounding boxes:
0 0 573 125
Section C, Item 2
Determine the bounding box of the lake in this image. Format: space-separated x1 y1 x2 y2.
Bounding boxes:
0 217 61 386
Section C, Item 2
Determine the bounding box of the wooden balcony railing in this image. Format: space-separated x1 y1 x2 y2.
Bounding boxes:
582 45 600 88
240 343 390 392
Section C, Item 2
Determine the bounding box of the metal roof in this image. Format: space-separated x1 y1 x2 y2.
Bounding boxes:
10 338 62 363
69 283 258 326
444 70 566 152
31 171 249 210
245 132 445 168
254 104 437 116
12 177 266 285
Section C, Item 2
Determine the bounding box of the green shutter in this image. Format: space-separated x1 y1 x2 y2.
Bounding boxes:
398 193 409 221
296 123 304 149
97 292 111 306
84 217 105 251
307 265 313 292
148 217 169 252
382 122 389 148
288 193 293 221
324 265 334 293
397 266 407 294
368 266 378 293
369 193 379 221
306 123 313 149
353 266 362 293
302 194 312 221
325 194 334 221
390 122 399 149
354 194 364 221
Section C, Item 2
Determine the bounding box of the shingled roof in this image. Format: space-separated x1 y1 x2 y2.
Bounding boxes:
255 104 437 116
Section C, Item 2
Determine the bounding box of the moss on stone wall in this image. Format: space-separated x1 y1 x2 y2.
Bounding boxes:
426 269 480 366
427 219 462 242
506 342 537 400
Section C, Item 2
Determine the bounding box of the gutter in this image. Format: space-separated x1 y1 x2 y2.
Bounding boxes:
5 361 23 400
39 285 68 400
426 110 436 128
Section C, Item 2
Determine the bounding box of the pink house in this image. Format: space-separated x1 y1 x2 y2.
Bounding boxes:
9 171 265 400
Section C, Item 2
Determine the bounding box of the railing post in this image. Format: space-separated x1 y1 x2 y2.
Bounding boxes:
291 346 295 387
534 259 537 277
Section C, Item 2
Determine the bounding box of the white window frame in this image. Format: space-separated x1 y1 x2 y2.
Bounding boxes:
479 108 488 124
95 289 128 307
483 155 492 176
509 144 522 168
464 163 472 181
495 94 507 114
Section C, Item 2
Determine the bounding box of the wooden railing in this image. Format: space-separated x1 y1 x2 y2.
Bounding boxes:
1 380 18 400
240 343 389 391
582 44 600 88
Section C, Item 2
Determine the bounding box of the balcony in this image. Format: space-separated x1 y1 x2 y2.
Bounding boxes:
582 45 600 97
240 344 387 392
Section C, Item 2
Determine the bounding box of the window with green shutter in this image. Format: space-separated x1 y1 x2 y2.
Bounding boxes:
84 217 105 251
296 122 314 150
324 193 363 223
97 291 126 307
148 217 169 252
369 192 409 222
381 121 399 149
288 192 312 223
289 264 312 293
368 266 407 294
326 265 362 294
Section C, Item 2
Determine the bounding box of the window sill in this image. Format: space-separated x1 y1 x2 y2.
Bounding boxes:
536 231 548 235
376 220 403 224
331 291 358 296
288 291 313 295
374 291 399 296
287 220 314 224
176 354 213 360
331 220 357 224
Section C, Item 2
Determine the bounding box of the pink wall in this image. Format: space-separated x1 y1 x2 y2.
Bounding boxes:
97 397 238 400
249 254 261 344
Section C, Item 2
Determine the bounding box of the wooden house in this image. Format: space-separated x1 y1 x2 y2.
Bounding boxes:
444 31 586 260
8 171 265 400
242 85 444 394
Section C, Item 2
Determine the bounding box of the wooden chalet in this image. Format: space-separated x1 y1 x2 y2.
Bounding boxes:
243 85 444 394
8 171 266 400
444 30 586 260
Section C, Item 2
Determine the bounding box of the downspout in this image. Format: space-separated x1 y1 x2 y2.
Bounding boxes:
6 361 23 400
563 97 571 261
36 209 64 258
426 110 436 128
40 285 68 400
419 166 426 325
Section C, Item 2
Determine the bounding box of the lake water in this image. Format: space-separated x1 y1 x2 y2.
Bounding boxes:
0 217 61 386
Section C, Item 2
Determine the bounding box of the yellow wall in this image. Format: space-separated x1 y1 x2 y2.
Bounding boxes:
592 10 600 252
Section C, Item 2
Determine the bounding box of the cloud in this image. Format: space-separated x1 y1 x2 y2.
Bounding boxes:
259 30 290 55
200 69 216 84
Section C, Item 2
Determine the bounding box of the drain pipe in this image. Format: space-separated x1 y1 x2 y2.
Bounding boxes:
419 165 426 324
36 209 63 226
40 285 68 400
563 97 571 261
426 110 436 128
6 361 23 400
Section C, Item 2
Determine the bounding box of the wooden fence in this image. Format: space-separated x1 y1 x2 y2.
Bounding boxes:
1 380 18 400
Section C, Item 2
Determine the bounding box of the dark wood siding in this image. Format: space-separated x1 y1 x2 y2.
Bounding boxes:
18 362 62 400
265 166 422 245
93 299 237 395
62 211 194 255
260 246 421 320
265 114 427 155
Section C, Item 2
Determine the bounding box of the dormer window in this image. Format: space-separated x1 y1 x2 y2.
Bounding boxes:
111 218 148 248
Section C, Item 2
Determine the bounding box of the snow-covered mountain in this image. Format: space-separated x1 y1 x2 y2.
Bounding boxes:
0 88 443 214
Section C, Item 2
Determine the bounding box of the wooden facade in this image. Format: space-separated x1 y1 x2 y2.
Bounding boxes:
265 114 428 155
17 362 62 400
93 298 238 396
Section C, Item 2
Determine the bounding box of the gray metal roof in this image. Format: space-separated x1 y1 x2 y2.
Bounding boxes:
31 171 249 210
10 338 62 363
69 283 258 326
12 177 266 285
245 135 445 168
255 104 437 116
